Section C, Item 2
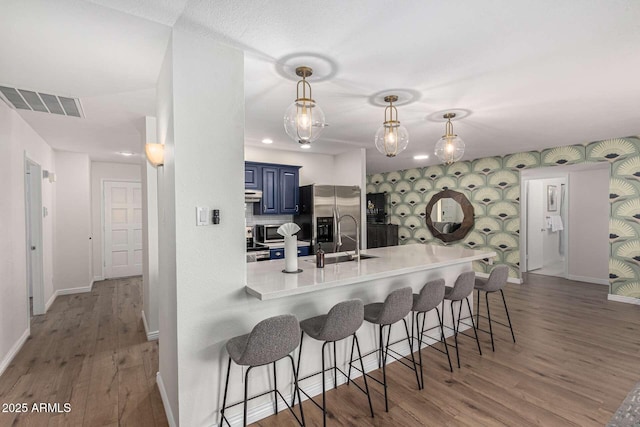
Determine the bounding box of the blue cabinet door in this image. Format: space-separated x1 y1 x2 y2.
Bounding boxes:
260 167 279 215
244 163 259 189
270 248 285 259
296 246 310 257
279 167 299 214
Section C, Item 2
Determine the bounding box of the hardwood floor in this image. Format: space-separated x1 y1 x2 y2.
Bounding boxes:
0 277 167 427
255 274 640 427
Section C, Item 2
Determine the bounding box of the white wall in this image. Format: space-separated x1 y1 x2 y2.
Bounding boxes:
0 101 54 375
157 33 179 425
141 117 160 338
568 167 609 283
54 151 92 291
90 161 142 280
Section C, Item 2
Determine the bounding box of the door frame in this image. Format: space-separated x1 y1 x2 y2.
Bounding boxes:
520 171 570 278
24 155 45 317
100 179 142 279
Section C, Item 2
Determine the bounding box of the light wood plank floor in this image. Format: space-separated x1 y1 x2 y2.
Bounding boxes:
0 277 168 427
255 274 640 427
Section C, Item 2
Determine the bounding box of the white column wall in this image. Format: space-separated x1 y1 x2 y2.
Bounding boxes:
53 151 92 291
156 33 179 425
169 30 246 426
142 116 160 338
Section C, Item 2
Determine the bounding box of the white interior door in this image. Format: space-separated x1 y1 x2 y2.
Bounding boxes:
25 159 45 315
104 181 143 278
526 180 544 271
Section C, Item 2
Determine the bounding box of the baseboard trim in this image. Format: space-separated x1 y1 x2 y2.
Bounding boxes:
45 291 56 312
141 310 159 341
567 275 609 286
0 329 29 377
157 372 177 427
56 279 94 296
210 325 467 427
93 275 104 282
476 272 523 284
608 294 640 305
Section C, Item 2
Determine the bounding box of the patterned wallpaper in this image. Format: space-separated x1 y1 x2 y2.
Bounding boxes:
366 137 640 298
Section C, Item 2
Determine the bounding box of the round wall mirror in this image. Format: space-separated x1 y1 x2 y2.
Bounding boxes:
425 189 474 243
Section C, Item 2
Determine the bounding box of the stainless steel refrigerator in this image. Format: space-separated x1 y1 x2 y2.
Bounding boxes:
294 185 361 254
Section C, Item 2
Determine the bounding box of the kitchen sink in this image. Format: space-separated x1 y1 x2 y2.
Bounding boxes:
304 254 378 265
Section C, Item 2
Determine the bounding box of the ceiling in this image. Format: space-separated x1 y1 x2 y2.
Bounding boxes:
3 1 639 172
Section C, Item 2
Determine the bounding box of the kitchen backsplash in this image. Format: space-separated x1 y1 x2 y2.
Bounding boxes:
245 205 292 226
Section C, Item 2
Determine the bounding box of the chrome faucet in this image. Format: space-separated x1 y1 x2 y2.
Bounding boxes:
336 214 360 260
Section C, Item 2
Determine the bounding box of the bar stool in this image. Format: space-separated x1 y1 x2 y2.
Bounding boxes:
412 278 453 389
358 287 420 412
444 271 482 368
474 265 516 351
294 299 374 426
220 314 304 427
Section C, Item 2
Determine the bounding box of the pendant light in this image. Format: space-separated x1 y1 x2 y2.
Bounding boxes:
375 95 409 157
283 66 326 147
434 112 465 164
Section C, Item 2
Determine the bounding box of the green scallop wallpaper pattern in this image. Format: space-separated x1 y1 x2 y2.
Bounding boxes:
366 137 640 298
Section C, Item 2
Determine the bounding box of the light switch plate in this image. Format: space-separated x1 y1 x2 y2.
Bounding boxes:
196 207 210 226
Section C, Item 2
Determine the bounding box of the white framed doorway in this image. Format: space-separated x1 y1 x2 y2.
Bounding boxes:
24 157 45 316
102 180 143 278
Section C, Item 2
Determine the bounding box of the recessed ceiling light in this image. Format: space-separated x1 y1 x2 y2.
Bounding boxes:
261 138 273 144
413 154 429 160
119 151 135 156
300 144 311 150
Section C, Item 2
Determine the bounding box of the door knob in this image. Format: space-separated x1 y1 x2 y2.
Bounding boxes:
31 246 36 250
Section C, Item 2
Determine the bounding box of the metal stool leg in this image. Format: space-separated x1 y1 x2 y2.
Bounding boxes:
465 297 482 355
402 318 421 390
292 331 304 407
243 366 253 427
273 361 278 414
451 301 460 368
485 291 495 352
476 289 481 329
417 311 427 389
220 357 232 427
382 324 391 412
333 341 338 389
435 306 453 372
321 341 329 427
500 289 516 343
354 334 374 418
287 354 305 426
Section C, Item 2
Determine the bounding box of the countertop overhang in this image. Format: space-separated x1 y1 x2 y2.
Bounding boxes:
246 243 497 300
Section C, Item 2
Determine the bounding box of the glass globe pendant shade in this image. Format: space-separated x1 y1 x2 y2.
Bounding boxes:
283 99 326 145
434 113 465 164
434 134 465 164
375 123 409 157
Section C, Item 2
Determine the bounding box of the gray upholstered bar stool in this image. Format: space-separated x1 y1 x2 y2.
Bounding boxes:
444 271 482 368
358 287 420 412
474 265 516 351
220 314 304 427
294 299 374 426
411 278 453 389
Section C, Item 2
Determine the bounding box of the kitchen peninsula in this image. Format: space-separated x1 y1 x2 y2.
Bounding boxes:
246 243 496 300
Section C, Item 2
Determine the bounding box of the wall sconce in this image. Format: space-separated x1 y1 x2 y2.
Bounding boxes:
145 143 164 167
42 170 56 183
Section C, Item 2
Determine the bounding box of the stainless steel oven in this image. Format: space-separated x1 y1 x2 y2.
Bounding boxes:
255 224 284 243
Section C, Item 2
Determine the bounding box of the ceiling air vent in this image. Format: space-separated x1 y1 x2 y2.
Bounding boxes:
0 85 84 118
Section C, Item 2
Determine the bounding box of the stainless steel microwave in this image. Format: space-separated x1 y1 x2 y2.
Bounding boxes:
255 224 284 243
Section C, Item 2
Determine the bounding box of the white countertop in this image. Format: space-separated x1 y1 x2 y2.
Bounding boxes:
246 243 496 300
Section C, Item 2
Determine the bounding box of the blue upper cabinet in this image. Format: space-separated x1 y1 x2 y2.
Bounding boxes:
244 163 260 189
279 167 299 214
260 166 279 214
245 162 301 215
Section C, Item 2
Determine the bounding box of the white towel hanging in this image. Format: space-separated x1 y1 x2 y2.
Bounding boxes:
550 215 564 232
